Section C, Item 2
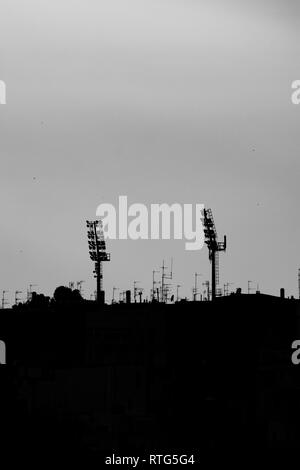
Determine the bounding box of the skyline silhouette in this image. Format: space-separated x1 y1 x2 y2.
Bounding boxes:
1 224 299 307
1 287 299 459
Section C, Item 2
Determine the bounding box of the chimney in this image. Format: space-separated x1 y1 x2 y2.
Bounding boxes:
126 290 131 304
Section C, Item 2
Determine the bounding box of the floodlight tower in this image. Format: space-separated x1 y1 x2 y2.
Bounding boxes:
86 220 110 304
202 209 226 301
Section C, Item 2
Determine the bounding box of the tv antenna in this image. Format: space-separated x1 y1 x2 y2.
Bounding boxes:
161 258 173 303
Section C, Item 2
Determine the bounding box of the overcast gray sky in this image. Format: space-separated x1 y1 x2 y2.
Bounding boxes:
0 0 300 304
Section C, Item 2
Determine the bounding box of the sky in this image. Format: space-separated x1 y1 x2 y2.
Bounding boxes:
0 0 300 304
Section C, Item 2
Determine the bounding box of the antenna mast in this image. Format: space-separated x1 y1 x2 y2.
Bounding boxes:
161 258 173 303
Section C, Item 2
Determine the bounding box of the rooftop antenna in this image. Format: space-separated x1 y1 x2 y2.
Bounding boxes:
224 282 234 296
138 287 144 303
76 280 85 295
176 284 181 302
112 287 119 304
27 284 37 301
152 270 160 301
15 290 22 305
161 258 173 303
202 209 226 301
193 273 202 301
1 291 8 309
133 281 140 303
86 220 110 304
202 280 210 301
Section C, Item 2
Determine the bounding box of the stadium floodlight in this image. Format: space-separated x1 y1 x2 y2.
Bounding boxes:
86 220 110 304
202 209 226 301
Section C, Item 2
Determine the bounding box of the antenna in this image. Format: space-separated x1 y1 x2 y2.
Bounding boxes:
176 284 181 302
202 280 210 301
1 291 8 309
76 280 85 296
138 288 144 303
193 273 202 301
15 290 22 305
224 282 234 296
27 284 37 301
248 280 254 295
112 287 119 304
202 209 226 301
161 259 173 303
152 270 160 301
133 281 140 303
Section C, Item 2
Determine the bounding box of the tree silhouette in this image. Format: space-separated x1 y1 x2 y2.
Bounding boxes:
53 286 83 305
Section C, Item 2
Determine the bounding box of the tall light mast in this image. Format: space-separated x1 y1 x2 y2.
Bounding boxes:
86 220 110 304
202 209 226 301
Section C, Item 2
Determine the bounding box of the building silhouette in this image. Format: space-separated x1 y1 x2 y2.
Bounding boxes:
1 291 299 461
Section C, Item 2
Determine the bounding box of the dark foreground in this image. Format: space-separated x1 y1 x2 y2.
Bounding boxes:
0 293 299 464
